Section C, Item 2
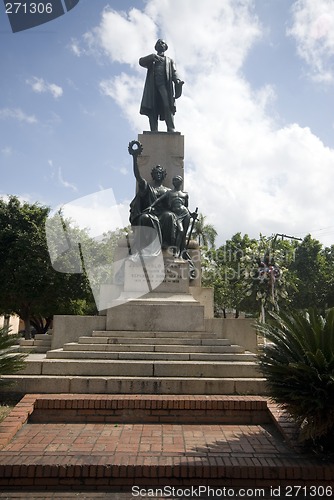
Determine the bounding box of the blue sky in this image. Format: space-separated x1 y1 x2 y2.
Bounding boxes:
1 0 334 247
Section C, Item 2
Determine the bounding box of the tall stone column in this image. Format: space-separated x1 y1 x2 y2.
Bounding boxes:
136 131 184 189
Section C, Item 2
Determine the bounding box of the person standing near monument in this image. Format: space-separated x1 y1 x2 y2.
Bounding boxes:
139 39 184 133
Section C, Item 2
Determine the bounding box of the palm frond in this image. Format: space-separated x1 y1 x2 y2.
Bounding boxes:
0 327 27 386
258 308 334 450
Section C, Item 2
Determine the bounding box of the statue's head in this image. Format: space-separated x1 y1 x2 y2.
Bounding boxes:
155 39 168 53
151 165 167 182
172 175 183 189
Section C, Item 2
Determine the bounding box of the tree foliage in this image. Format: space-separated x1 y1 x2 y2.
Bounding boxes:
0 196 96 338
202 233 257 317
202 233 297 318
192 213 217 248
202 231 334 318
290 235 331 312
241 234 297 322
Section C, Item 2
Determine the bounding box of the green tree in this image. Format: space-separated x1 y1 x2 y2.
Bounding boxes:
201 248 229 316
241 234 297 322
202 233 296 319
192 213 217 248
220 233 258 317
290 235 328 312
203 233 257 317
322 244 334 308
0 196 95 339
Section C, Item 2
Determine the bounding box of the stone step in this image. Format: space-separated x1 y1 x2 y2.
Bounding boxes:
91 330 216 339
62 343 245 353
20 359 261 378
19 336 52 354
19 339 34 346
34 334 52 341
77 336 232 346
19 346 51 354
0 374 267 394
28 339 51 346
46 349 256 362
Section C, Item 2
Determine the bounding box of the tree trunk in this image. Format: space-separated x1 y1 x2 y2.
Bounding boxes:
22 310 31 340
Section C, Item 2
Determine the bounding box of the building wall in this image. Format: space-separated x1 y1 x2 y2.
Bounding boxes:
0 315 20 334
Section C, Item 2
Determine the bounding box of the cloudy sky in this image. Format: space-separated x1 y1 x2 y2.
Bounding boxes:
1 0 334 247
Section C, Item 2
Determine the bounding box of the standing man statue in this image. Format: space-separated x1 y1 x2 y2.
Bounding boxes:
139 39 184 133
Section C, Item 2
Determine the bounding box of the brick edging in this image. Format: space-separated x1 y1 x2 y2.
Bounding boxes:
33 394 268 410
0 395 35 450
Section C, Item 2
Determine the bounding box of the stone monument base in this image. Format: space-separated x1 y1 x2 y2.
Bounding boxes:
106 292 204 332
124 254 190 294
106 255 205 332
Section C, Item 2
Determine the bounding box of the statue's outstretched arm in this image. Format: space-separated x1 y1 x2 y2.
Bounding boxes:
128 140 145 187
139 53 157 68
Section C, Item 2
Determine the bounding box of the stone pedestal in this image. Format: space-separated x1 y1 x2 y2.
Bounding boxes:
106 293 204 332
137 131 184 189
106 255 205 332
124 256 190 294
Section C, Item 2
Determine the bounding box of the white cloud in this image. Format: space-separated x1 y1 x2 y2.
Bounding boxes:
1 146 12 156
287 0 334 83
47 160 78 192
87 7 157 67
26 77 63 99
58 166 78 193
0 108 37 124
100 74 144 131
86 0 334 247
69 38 82 57
119 167 128 176
53 190 129 238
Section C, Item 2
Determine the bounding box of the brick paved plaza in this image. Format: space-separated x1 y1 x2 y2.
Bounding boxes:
0 394 333 495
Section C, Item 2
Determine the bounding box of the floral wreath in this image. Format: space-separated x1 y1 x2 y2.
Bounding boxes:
128 140 143 157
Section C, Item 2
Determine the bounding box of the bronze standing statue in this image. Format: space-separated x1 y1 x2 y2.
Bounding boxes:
139 39 184 133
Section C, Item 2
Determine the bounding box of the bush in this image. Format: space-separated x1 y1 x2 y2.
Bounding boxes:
257 308 334 452
0 327 27 385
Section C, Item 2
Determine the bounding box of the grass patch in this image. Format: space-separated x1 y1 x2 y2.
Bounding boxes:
0 403 14 422
0 395 22 423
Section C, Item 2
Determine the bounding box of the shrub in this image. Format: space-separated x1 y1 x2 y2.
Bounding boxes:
0 326 27 385
257 308 334 452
